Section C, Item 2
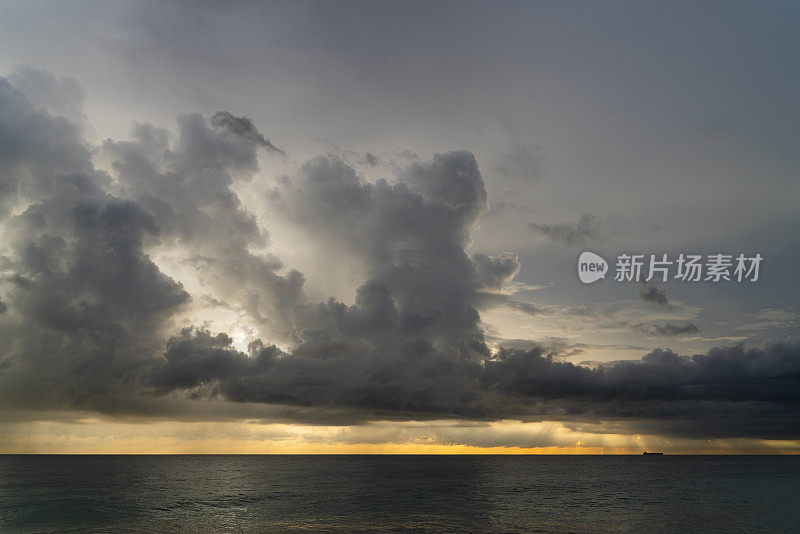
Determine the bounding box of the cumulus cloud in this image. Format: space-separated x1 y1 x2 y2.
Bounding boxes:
99 109 303 343
7 66 89 131
268 150 496 353
0 71 512 417
0 75 188 411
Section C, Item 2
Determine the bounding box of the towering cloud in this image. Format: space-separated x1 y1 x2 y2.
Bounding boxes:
0 74 188 410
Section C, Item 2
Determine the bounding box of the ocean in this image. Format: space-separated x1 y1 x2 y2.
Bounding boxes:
1 455 798 533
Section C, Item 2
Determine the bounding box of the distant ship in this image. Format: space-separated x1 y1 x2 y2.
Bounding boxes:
642 451 664 455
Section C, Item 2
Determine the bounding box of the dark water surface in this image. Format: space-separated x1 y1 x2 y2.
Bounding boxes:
1 455 798 533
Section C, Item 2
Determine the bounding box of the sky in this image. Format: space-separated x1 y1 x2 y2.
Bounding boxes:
0 0 799 453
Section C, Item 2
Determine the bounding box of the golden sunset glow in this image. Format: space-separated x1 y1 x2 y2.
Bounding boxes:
3 418 799 455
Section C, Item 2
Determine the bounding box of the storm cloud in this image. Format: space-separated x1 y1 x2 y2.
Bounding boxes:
152 329 800 437
0 68 798 442
0 74 188 411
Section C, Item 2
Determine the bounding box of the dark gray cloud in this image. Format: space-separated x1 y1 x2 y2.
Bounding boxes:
364 152 380 166
473 253 521 291
210 111 285 155
530 213 605 246
0 71 309 415
0 74 189 411
152 328 800 437
7 66 88 130
152 326 485 416
635 323 700 337
269 150 496 352
481 342 800 437
639 283 669 306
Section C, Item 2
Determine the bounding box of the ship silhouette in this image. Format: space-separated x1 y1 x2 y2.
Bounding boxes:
642 451 664 455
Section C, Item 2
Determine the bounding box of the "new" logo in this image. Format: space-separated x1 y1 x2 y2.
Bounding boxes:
578 251 608 284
